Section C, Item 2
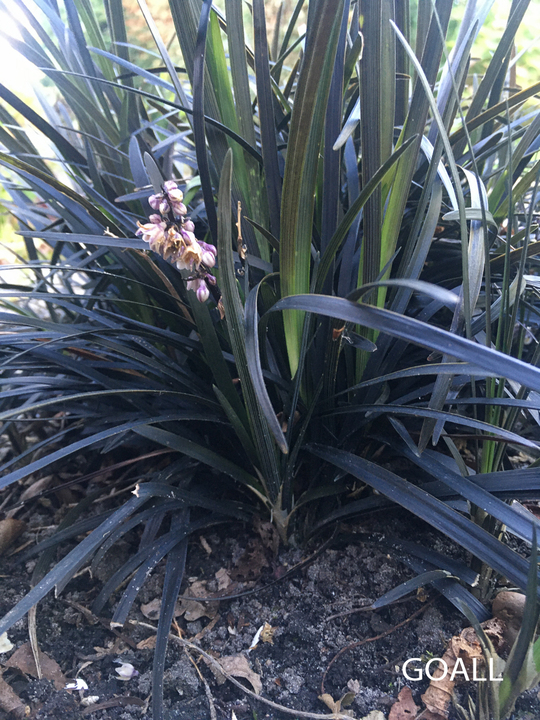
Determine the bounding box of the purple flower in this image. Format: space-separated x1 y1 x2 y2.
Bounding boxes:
140 179 219 305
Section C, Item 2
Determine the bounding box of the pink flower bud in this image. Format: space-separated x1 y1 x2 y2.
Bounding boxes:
181 229 196 245
196 282 210 302
202 249 216 267
148 194 161 210
175 202 187 216
168 188 184 203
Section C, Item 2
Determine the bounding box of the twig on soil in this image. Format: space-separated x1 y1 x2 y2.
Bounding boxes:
81 696 146 715
133 619 357 720
321 599 435 694
203 677 218 720
64 600 138 650
325 605 373 622
7 449 174 512
325 595 420 621
192 612 220 641
28 605 42 679
183 639 218 720
185 645 218 720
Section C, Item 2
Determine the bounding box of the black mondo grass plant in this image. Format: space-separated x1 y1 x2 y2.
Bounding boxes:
2 0 540 716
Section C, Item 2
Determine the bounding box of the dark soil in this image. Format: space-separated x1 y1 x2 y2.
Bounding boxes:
1 511 539 720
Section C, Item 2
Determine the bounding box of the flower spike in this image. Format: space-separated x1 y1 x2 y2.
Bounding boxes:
140 179 220 306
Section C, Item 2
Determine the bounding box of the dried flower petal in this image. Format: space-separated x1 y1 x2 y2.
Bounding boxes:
66 678 88 690
0 632 13 653
114 660 138 680
249 624 264 651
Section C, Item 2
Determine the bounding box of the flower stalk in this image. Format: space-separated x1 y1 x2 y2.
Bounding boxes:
136 180 220 305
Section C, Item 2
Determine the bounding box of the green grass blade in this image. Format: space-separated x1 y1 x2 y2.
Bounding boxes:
279 0 345 374
377 2 453 305
225 0 256 147
315 134 418 294
465 0 531 126
0 83 89 170
253 0 282 239
358 0 396 286
136 0 190 107
391 19 471 334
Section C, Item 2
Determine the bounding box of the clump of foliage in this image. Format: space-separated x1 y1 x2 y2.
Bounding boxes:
1 0 540 716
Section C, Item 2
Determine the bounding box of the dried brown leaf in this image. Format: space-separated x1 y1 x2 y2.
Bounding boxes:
260 622 276 644
0 519 26 555
389 686 419 719
317 693 355 717
421 627 485 719
136 636 157 650
4 642 66 690
179 600 209 622
140 599 161 620
254 516 280 557
20 476 53 502
217 655 262 694
176 580 219 621
347 679 361 694
318 693 339 712
0 672 29 718
480 617 506 651
215 568 232 591
231 541 270 581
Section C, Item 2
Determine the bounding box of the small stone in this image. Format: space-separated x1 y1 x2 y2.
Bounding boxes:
281 668 304 694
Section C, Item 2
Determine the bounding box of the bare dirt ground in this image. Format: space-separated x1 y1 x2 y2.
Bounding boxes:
0 506 539 720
